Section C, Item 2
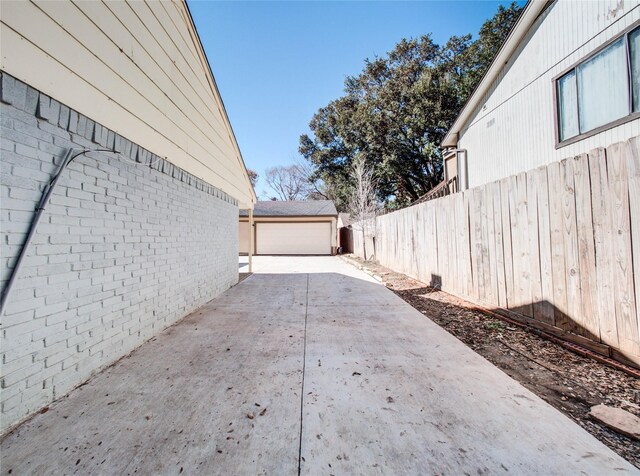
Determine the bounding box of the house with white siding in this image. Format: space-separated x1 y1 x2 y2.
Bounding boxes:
442 0 640 190
0 0 255 433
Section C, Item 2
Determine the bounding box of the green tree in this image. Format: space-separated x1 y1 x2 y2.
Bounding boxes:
300 2 522 209
456 3 524 99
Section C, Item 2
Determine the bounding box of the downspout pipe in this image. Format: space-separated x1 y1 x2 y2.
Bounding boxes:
456 149 468 191
0 147 114 317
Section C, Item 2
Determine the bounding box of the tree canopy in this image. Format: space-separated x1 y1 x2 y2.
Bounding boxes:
299 3 522 210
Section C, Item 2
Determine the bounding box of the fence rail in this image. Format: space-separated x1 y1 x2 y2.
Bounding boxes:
354 137 640 368
410 176 457 205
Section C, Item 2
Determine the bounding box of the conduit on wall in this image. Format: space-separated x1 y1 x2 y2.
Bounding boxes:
0 148 116 317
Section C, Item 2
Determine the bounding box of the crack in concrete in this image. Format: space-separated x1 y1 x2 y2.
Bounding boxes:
297 273 309 475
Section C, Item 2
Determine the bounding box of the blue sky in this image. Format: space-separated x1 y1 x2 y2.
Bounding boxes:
189 1 516 197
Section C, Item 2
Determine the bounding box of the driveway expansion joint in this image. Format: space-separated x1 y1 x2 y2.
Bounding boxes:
297 273 309 475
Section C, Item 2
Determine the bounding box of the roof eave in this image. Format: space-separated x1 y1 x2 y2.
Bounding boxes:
183 0 257 206
441 0 550 148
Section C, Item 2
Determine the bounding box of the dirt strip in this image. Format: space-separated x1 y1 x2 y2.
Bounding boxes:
343 255 640 468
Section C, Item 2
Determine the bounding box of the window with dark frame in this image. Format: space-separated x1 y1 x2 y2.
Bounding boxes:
556 25 640 144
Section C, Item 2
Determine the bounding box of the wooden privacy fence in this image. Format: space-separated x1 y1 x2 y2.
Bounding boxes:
355 137 640 367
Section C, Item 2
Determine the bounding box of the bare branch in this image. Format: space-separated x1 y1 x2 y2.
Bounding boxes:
264 165 311 201
348 156 378 260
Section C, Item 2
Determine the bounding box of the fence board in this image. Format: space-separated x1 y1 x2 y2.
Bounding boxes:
560 157 582 335
463 191 473 297
507 175 522 311
414 206 424 284
354 138 640 367
436 201 448 289
427 204 439 287
627 137 640 346
492 181 507 308
514 173 533 316
473 188 487 301
526 170 544 321
608 141 639 356
588 147 618 349
547 161 569 327
441 197 451 289
534 166 555 325
573 153 599 341
499 178 515 309
486 184 498 304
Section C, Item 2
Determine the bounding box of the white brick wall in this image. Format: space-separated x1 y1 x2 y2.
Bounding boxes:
0 73 240 433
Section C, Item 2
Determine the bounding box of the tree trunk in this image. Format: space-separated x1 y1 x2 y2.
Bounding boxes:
362 228 367 261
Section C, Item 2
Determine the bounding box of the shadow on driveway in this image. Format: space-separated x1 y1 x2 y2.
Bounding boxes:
1 269 636 474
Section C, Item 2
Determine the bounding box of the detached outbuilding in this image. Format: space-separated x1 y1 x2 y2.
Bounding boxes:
240 201 338 255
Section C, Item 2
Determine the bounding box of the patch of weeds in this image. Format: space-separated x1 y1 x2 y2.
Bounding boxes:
484 321 506 332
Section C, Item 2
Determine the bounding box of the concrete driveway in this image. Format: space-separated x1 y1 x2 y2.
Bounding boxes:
1 256 636 475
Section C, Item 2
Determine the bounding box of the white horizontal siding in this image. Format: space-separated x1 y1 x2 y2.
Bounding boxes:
0 0 254 207
459 0 640 189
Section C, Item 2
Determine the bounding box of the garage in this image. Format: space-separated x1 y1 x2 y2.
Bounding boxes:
256 222 332 255
239 200 338 256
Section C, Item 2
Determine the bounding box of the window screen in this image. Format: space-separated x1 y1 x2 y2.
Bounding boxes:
576 38 628 133
557 71 579 141
556 26 639 143
630 27 640 112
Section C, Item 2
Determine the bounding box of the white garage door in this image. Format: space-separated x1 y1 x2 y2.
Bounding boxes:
256 222 331 255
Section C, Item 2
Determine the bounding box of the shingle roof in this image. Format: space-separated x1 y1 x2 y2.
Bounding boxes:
239 200 338 217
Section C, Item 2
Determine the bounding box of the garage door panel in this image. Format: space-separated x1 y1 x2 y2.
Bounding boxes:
257 222 331 255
